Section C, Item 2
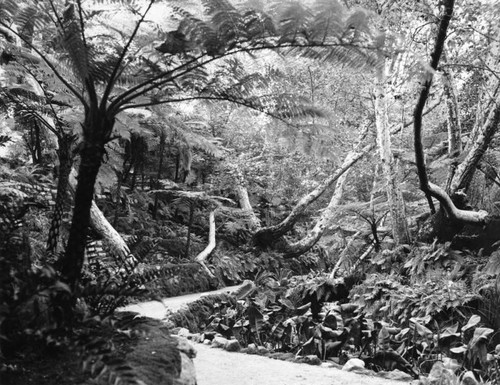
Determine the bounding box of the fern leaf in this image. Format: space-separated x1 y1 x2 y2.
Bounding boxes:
59 5 90 81
0 0 18 20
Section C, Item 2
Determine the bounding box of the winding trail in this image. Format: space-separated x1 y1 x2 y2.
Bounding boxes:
122 288 412 385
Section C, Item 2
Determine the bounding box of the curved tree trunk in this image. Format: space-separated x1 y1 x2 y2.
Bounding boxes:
252 123 373 249
413 0 500 238
281 150 354 257
235 171 261 231
195 210 216 278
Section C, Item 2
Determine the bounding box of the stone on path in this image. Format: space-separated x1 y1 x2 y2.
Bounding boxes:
224 340 241 352
342 358 366 372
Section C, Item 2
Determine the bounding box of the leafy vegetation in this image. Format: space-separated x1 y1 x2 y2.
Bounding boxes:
1 0 500 384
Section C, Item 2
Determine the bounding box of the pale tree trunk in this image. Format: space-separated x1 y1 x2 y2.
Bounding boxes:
195 210 216 278
282 150 355 257
234 165 261 230
449 31 500 195
252 121 373 248
68 168 130 259
441 59 462 157
251 101 442 251
449 89 500 194
374 59 410 245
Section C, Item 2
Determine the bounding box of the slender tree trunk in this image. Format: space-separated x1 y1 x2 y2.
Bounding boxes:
374 61 409 244
46 133 74 255
152 131 166 219
441 60 462 156
195 210 216 278
33 120 42 164
185 204 194 258
112 174 122 227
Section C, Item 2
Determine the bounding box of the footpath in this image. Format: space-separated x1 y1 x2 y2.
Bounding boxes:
122 287 412 385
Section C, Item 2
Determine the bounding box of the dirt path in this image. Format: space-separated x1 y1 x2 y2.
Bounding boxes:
122 288 413 385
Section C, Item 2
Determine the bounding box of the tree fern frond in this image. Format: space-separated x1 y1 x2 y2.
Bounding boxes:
59 6 90 81
308 0 346 42
0 0 19 21
183 130 224 158
173 7 220 56
208 5 245 48
240 9 276 39
288 44 381 70
276 1 312 43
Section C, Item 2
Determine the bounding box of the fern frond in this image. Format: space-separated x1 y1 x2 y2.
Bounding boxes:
276 1 312 43
173 7 220 56
0 0 18 21
59 5 90 81
183 130 224 158
204 0 244 48
240 9 276 39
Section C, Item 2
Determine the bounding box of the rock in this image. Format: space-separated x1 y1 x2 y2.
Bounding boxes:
224 340 241 352
177 328 191 338
378 369 414 381
203 339 211 345
342 358 365 372
191 333 203 343
295 355 322 366
178 351 197 385
246 344 258 355
419 361 455 385
173 336 197 359
211 336 229 349
257 346 269 355
269 352 295 361
125 319 197 385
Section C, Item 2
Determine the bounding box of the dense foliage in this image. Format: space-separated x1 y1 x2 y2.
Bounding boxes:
1 0 500 384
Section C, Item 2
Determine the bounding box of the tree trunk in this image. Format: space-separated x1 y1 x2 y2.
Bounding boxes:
449 89 500 194
411 0 489 227
67 167 130 259
185 204 195 258
252 129 373 248
281 150 354 257
152 130 166 219
374 60 410 244
46 133 74 255
195 210 216 278
441 58 462 157
233 165 261 231
60 113 114 290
